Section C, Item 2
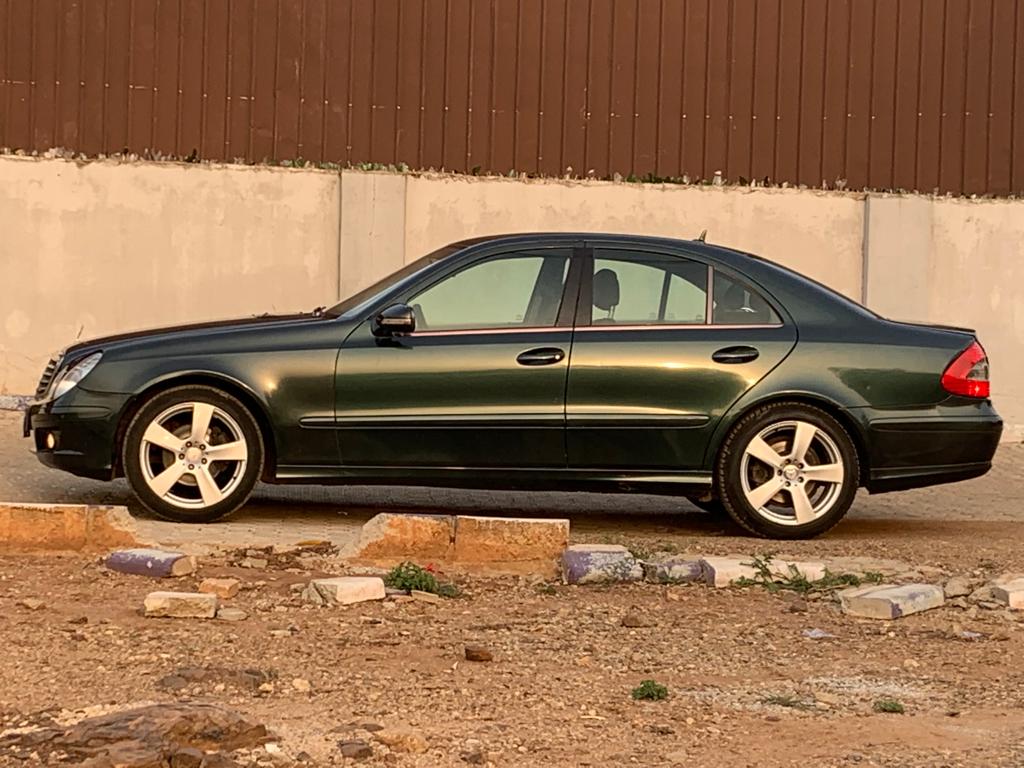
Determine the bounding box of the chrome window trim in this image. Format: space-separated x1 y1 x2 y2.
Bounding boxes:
406 322 784 338
407 326 572 338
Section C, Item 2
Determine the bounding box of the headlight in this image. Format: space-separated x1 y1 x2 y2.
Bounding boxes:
51 352 103 399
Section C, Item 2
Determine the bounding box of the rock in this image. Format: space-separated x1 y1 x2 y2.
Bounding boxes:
991 578 1024 609
642 556 703 584
410 589 443 605
291 678 312 693
464 645 493 662
621 612 654 628
200 578 241 599
561 544 643 584
240 557 269 569
169 747 205 768
968 585 994 603
144 591 218 619
16 598 44 611
781 592 808 613
216 607 248 622
373 727 428 754
838 583 944 619
802 628 835 639
699 556 759 587
461 740 488 764
302 576 386 606
338 740 373 759
105 548 196 577
0 703 266 766
942 576 974 598
452 515 570 577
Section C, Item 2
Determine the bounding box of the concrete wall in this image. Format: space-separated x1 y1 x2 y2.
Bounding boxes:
1 157 1020 441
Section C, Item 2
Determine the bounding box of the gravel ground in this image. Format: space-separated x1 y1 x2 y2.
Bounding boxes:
1 552 1024 767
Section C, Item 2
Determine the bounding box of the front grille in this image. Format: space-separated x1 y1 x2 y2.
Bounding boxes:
35 355 61 399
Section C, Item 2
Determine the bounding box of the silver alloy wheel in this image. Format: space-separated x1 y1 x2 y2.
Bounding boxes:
738 419 845 526
138 402 249 509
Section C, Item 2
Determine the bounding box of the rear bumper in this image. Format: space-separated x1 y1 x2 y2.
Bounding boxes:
864 408 1002 493
24 390 129 481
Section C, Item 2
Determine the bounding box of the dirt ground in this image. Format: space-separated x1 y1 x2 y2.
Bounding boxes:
1 550 1024 768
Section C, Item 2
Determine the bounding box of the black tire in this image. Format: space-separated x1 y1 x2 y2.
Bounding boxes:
716 402 859 539
122 385 264 523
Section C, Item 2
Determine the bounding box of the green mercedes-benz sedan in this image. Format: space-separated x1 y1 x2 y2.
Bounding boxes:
24 233 1001 538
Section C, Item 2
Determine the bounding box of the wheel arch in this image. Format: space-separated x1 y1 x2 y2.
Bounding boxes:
708 392 870 489
113 372 278 481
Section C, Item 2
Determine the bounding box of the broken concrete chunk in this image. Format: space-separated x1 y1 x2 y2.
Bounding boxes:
642 556 704 584
144 591 218 619
839 583 944 619
302 576 386 606
199 578 241 599
991 578 1024 610
771 561 828 582
699 556 759 587
354 513 455 561
106 548 196 577
561 544 642 585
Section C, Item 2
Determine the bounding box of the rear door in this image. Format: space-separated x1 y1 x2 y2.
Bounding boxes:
565 244 797 470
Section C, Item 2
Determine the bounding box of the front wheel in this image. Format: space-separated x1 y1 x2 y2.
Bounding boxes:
716 403 859 539
122 385 264 523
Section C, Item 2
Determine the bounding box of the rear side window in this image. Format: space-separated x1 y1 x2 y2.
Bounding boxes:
590 253 708 325
712 271 781 325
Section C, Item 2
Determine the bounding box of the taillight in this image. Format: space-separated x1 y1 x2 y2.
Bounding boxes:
941 341 990 398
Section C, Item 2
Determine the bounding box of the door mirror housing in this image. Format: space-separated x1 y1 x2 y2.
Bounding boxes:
372 303 416 336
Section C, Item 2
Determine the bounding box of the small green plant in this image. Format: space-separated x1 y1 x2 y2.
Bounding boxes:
631 680 669 701
383 561 459 597
761 693 812 710
873 698 905 714
736 554 876 595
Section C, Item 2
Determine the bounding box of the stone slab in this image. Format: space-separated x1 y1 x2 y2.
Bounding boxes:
452 516 569 576
642 556 704 584
353 513 455 562
105 548 196 577
199 577 241 598
839 583 945 619
303 576 386 606
562 544 643 585
0 503 141 552
771 561 828 583
991 578 1024 610
700 556 759 587
144 591 218 619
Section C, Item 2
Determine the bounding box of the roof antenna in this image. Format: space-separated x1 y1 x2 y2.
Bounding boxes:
696 229 707 242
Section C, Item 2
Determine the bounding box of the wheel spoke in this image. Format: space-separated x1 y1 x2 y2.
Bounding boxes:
745 476 786 510
789 422 817 463
790 485 816 524
142 422 182 453
205 440 247 462
744 435 785 469
148 463 187 498
801 463 844 484
193 466 224 506
189 402 215 444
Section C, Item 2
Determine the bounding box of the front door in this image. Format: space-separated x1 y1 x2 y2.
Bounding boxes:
335 247 577 468
566 245 797 470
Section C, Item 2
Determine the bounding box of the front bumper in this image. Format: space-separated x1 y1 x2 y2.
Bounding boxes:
24 389 131 481
863 404 1002 493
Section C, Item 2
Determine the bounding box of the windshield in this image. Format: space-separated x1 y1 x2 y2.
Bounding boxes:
324 244 461 319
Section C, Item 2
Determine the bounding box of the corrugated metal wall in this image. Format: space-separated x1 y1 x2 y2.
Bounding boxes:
1 0 1022 195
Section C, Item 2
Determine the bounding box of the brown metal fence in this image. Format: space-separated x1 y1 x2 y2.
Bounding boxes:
1 0 1022 195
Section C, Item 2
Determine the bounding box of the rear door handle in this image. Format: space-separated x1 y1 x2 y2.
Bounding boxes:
712 345 759 364
516 347 566 366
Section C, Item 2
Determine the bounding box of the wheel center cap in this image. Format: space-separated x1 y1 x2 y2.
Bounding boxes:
783 465 799 481
185 447 203 464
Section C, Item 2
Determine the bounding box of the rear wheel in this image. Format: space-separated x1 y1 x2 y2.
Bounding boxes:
123 385 264 523
716 402 859 539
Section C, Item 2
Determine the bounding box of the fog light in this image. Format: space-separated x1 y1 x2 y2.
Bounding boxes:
45 432 56 450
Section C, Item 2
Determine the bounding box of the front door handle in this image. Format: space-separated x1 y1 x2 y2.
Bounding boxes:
712 345 759 364
516 347 566 366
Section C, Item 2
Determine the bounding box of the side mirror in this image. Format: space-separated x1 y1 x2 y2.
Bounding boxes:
372 303 416 337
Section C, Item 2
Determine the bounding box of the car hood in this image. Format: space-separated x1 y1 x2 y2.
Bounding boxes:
64 312 326 359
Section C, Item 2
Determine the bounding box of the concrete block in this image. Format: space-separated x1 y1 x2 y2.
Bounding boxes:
304 576 386 606
453 516 569 575
0 503 141 552
700 556 759 587
199 578 241 598
642 557 704 584
771 561 828 582
144 592 218 619
105 548 196 577
991 578 1024 610
353 513 455 562
561 544 643 585
839 583 945 619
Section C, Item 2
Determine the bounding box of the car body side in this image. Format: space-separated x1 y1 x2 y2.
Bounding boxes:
25 234 1001 494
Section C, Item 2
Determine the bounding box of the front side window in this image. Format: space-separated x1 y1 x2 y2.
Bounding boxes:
409 251 570 332
590 252 708 325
